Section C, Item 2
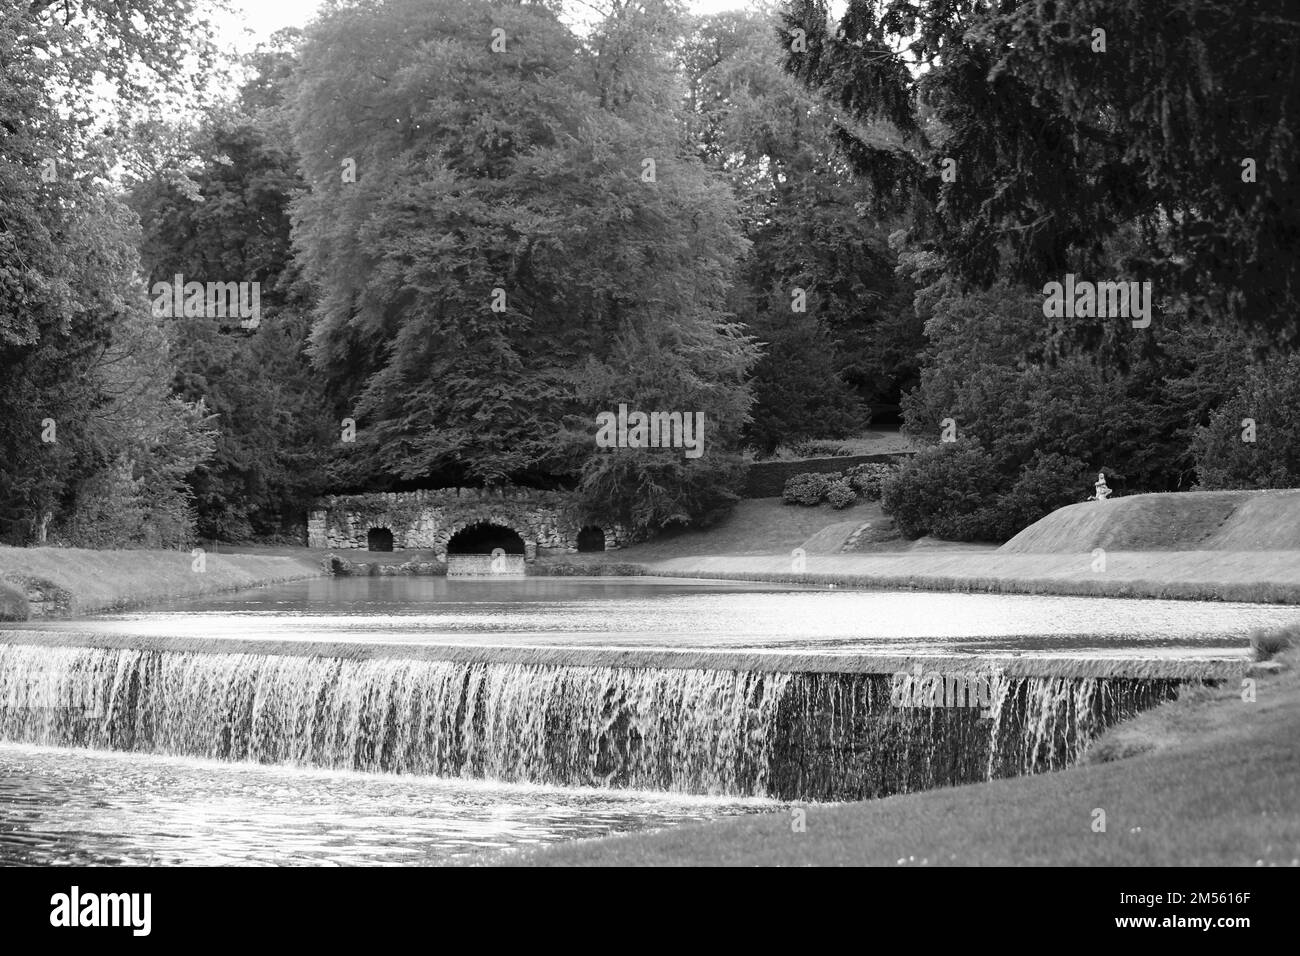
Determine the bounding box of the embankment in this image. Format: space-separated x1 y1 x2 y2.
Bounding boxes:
602 490 1300 602
0 545 322 619
1000 488 1300 553
637 551 1300 603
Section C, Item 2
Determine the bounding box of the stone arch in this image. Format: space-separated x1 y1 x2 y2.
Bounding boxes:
443 520 533 560
366 527 394 552
576 525 606 552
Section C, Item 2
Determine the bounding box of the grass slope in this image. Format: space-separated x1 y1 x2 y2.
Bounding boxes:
1000 489 1300 554
553 492 1300 602
560 498 884 560
542 498 969 565
0 545 322 616
509 653 1300 867
638 550 1300 602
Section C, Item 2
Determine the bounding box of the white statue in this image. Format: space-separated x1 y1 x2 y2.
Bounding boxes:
1091 471 1111 502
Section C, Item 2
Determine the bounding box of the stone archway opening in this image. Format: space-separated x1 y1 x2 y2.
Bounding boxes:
447 522 526 555
367 527 394 552
577 525 606 552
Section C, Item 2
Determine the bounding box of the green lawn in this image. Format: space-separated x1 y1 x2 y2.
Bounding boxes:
537 494 1300 602
509 651 1300 867
0 544 322 617
538 497 988 563
1001 489 1300 553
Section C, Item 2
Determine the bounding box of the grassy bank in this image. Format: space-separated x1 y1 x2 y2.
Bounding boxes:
510 649 1300 866
633 551 1300 603
0 545 323 617
540 493 1300 602
1001 489 1300 553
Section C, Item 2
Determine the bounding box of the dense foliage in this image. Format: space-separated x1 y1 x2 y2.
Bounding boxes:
781 0 1299 539
679 7 922 452
291 0 756 530
0 0 219 546
129 44 334 541
1193 356 1300 490
4 0 1299 549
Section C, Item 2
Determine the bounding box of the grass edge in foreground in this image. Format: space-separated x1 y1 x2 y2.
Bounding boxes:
507 647 1300 867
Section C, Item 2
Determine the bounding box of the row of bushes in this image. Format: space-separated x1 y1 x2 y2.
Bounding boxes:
880 443 1090 541
746 453 911 498
782 444 1094 541
782 463 900 509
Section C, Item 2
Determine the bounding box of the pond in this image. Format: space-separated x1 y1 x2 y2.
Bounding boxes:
16 575 1300 657
2 576 1296 864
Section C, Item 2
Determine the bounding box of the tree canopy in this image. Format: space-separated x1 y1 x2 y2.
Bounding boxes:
291 0 756 528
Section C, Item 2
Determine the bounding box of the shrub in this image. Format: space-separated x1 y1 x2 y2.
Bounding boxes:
881 443 999 538
1193 355 1300 489
985 452 1091 539
826 479 857 509
881 443 1087 541
845 462 898 501
783 472 836 506
1250 625 1297 662
0 581 29 622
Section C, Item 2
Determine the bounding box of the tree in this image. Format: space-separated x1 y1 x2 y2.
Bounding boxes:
291 0 756 530
129 38 334 540
889 260 1257 538
779 0 1300 348
0 0 220 544
679 6 922 449
1193 357 1300 490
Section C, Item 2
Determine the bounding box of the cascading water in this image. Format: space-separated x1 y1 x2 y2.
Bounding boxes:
0 644 1186 800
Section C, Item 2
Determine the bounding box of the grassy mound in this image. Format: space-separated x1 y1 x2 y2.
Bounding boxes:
999 489 1300 554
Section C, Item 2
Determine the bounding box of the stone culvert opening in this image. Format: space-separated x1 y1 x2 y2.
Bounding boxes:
577 526 606 552
366 528 394 552
447 522 526 555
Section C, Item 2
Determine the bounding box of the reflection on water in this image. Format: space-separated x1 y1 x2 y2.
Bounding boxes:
15 576 1300 657
0 743 772 866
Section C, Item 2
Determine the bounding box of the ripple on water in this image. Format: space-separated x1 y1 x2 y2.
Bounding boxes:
0 743 774 866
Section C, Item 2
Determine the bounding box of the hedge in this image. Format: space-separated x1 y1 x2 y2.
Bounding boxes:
744 453 913 499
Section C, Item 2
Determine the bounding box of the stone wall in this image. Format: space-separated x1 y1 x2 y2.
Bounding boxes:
446 554 527 577
0 574 72 620
307 487 626 563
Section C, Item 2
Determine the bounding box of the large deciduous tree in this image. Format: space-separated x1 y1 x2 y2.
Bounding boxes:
0 0 221 544
292 0 756 530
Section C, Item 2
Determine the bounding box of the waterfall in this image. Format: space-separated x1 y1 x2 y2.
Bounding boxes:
0 644 1185 800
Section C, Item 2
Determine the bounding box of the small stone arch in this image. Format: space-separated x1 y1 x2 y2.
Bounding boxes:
367 527 394 552
576 525 607 552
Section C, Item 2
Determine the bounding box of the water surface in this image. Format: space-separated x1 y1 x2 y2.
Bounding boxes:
5 575 1296 865
0 743 770 866
15 576 1300 658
